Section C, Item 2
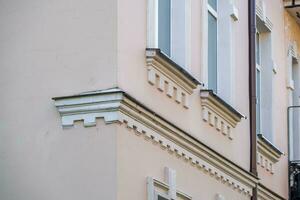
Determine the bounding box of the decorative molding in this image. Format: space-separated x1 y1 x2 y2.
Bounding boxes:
257 134 283 174
256 0 273 32
120 116 254 196
257 152 275 174
146 48 200 109
257 184 286 200
200 90 244 140
53 88 257 197
272 60 278 74
289 41 299 60
287 79 295 91
230 4 239 21
53 88 123 128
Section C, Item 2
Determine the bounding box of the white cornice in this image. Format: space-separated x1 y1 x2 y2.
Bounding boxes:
53 88 123 127
53 88 258 197
257 135 283 174
256 1 273 32
200 90 244 140
146 48 200 109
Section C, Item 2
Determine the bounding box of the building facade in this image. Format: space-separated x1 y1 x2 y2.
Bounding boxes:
1 0 300 200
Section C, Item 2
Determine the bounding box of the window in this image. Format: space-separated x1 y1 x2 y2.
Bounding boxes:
255 18 274 141
256 32 261 66
157 193 170 200
292 58 300 159
287 43 300 161
207 0 218 92
158 0 171 56
205 0 238 104
256 32 261 135
148 0 191 69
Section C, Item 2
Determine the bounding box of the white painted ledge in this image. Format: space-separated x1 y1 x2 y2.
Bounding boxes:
257 134 283 175
256 1 273 32
146 48 201 109
200 90 244 140
230 4 239 21
53 88 123 128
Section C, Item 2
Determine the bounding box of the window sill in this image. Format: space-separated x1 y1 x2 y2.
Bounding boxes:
200 90 244 140
146 48 201 109
257 134 283 174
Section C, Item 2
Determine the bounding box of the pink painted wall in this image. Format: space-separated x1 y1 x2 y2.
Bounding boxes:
117 0 250 171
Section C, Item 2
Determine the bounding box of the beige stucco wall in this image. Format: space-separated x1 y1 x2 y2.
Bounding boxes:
0 0 118 199
0 119 118 200
117 124 251 200
117 0 250 172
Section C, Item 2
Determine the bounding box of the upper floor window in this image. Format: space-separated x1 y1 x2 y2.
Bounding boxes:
147 0 191 69
256 32 261 66
255 12 274 141
158 0 171 56
291 57 300 159
287 42 300 161
205 0 238 104
207 0 218 92
256 31 262 135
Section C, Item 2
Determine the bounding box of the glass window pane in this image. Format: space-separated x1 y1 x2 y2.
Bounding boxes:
256 32 261 65
158 195 169 200
256 69 261 134
171 0 186 67
208 12 217 92
208 0 217 11
158 0 171 56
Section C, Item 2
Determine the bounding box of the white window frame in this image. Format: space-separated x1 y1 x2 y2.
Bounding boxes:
147 0 191 70
256 30 262 135
155 191 171 200
256 65 262 135
256 31 262 67
207 4 218 19
202 0 238 105
147 168 192 200
255 16 274 142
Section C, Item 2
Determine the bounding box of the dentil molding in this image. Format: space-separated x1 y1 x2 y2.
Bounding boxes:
53 88 257 197
200 90 244 140
146 48 201 109
257 134 283 175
